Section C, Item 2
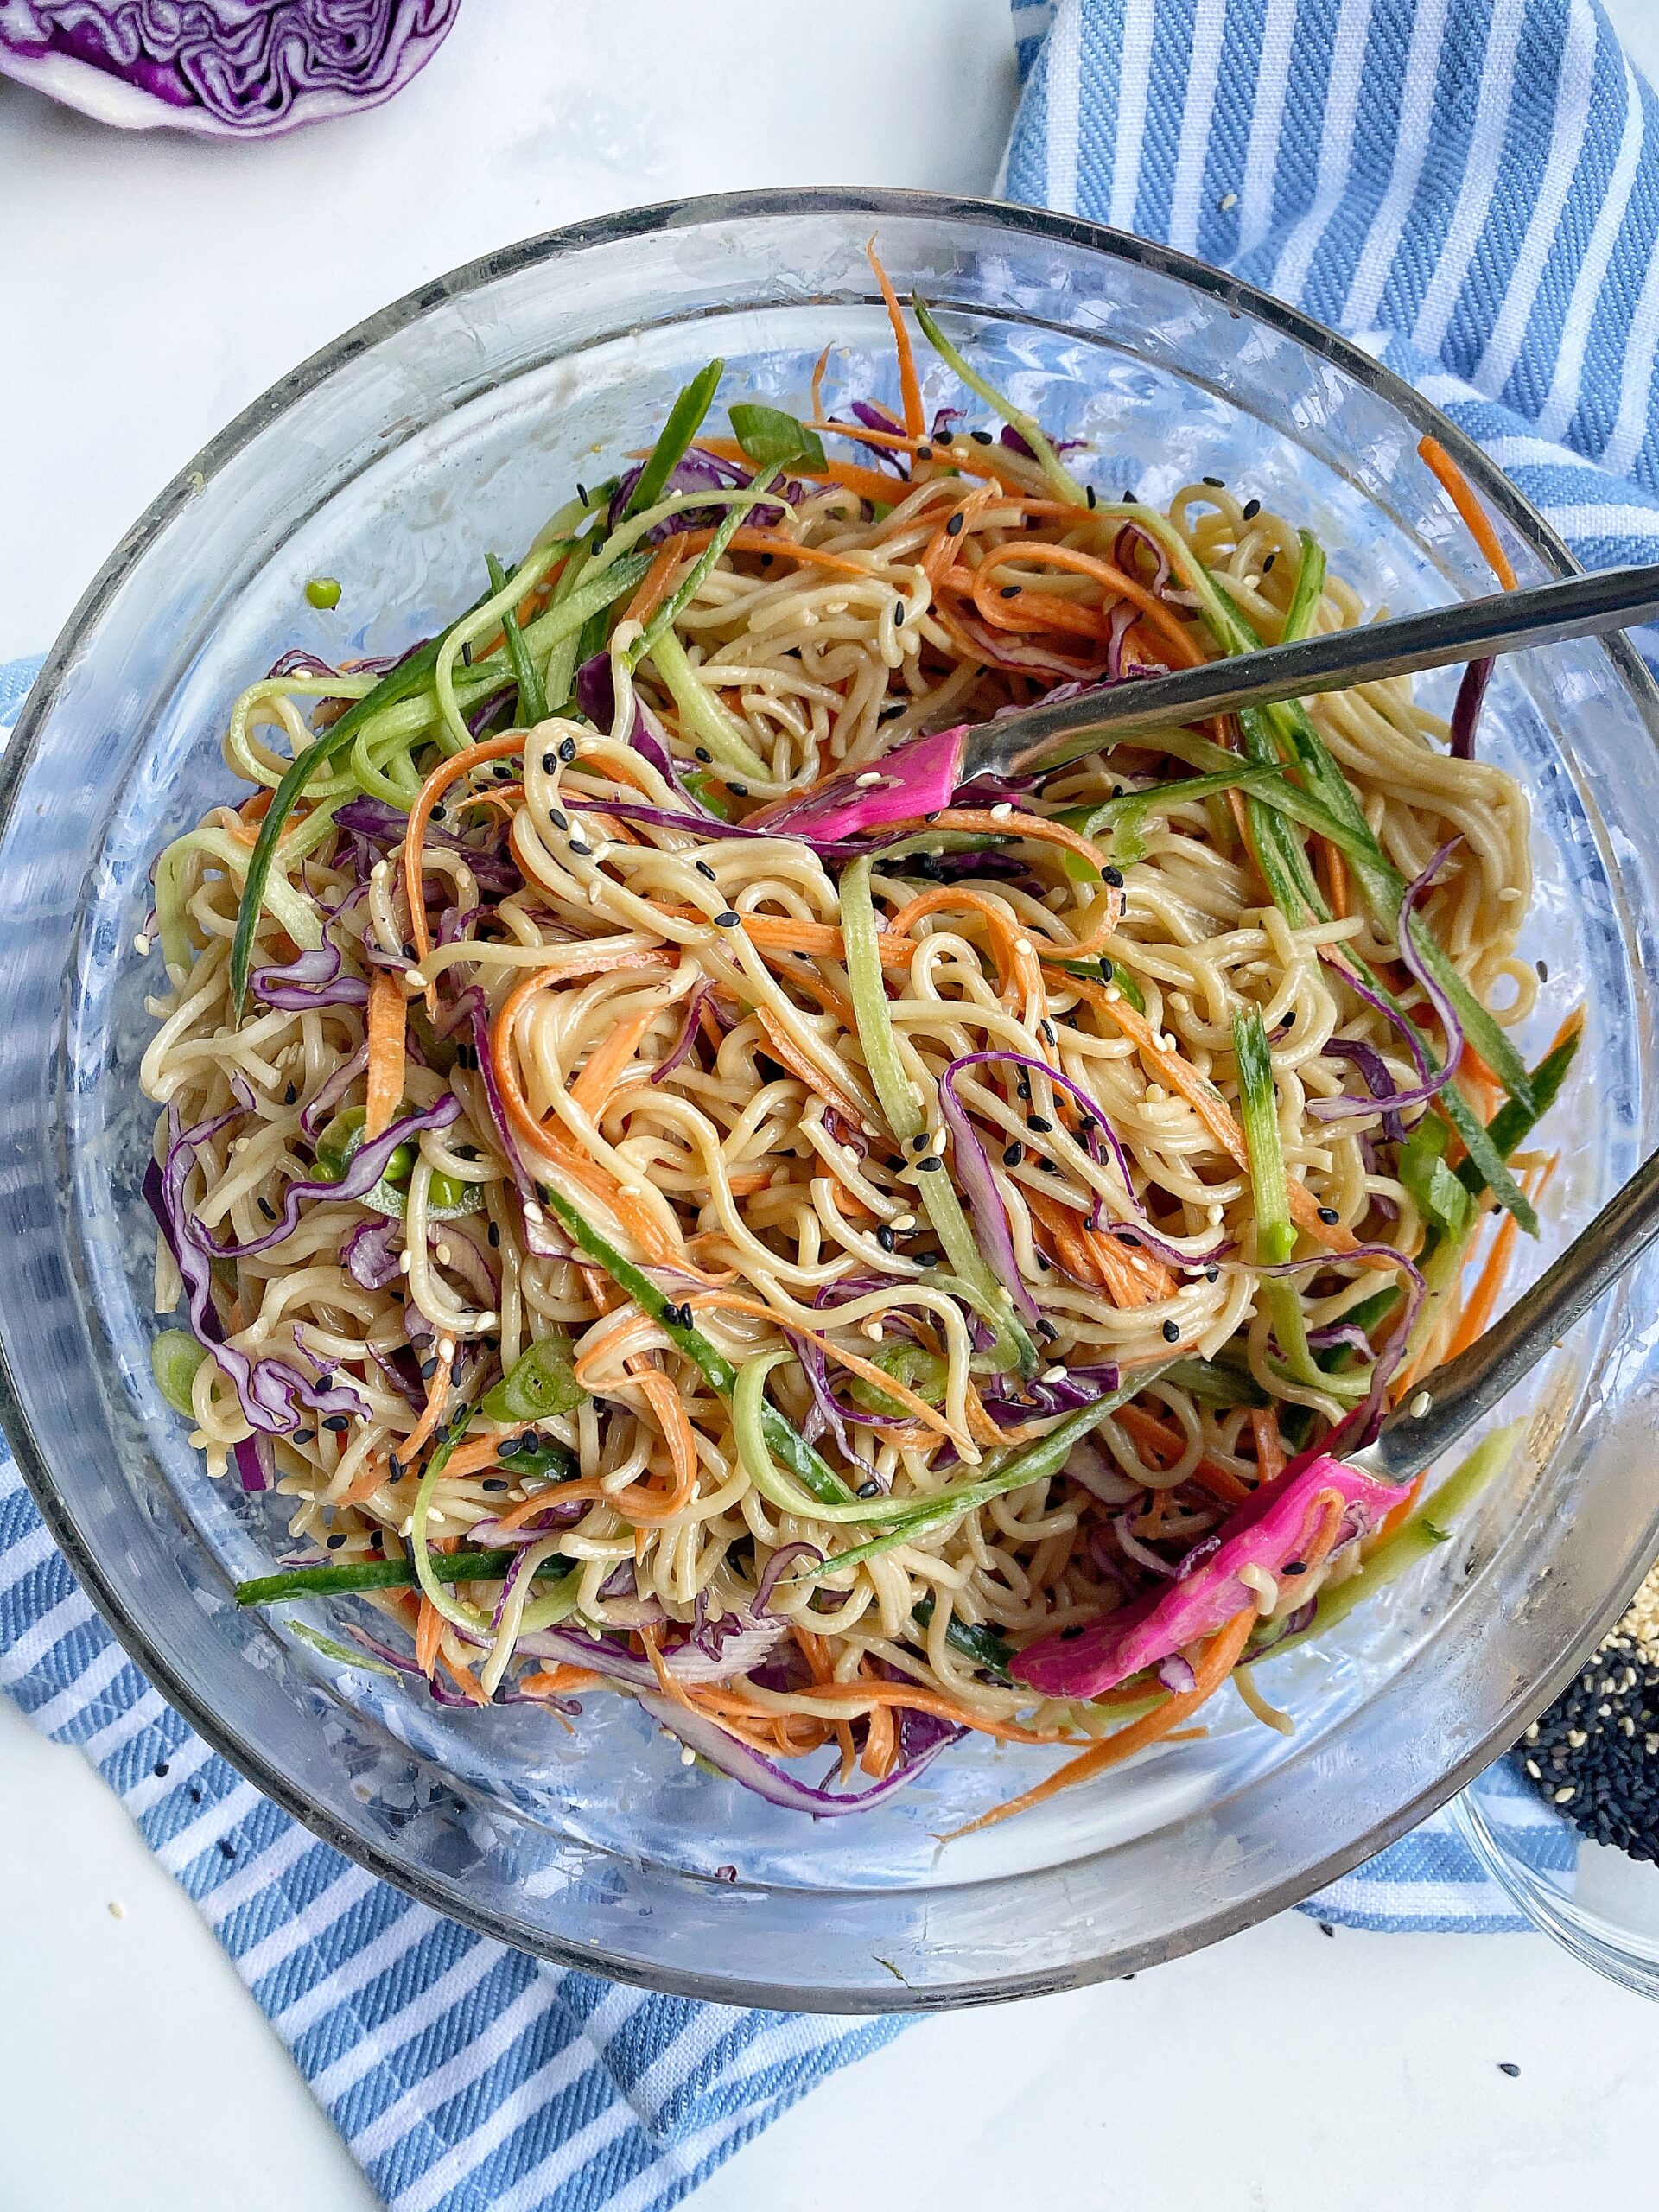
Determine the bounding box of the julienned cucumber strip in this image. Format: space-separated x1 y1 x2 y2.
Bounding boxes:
486 552 547 727
538 1186 855 1507
805 1373 1173 1580
236 1547 569 1606
912 1595 1014 1682
912 300 1087 506
626 359 724 518
1456 1023 1582 1200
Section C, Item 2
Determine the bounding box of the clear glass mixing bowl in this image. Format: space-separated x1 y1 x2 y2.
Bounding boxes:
5 190 1659 2011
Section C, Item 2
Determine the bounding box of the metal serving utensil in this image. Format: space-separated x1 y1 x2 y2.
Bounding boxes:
949 560 1659 783
1344 1147 1659 1487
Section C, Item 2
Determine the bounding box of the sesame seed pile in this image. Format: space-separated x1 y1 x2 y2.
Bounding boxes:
1517 1563 1659 1861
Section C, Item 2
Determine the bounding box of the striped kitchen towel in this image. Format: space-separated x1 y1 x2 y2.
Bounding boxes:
1006 0 1659 1926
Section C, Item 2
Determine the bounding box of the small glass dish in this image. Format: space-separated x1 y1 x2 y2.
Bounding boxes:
6 189 1659 2010
1458 1731 1659 2000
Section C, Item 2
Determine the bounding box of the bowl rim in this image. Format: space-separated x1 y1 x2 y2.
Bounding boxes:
8 183 1659 2008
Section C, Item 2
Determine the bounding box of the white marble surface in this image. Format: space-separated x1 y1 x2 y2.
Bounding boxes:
6 3 1659 2205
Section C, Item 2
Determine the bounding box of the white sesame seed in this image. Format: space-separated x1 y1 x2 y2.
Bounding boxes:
1524 1758 1541 1779
931 1128 948 1154
108 1899 127 1920
1103 983 1122 1001
1013 937 1034 957
1160 1033 1179 1052
437 1338 456 1362
1553 1785 1577 1804
1498 887 1522 903
1219 190 1238 211
855 771 884 788
405 969 429 989
1041 1365 1068 1383
524 1201 543 1222
892 1213 917 1231
680 1746 696 1765
398 1253 411 1274
861 1319 884 1341
1408 1389 1433 1420
132 932 150 956
477 1312 498 1329
435 1243 453 1266
989 802 1014 821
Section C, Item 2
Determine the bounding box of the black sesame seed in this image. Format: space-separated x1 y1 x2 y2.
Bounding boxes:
1103 865 1125 888
386 1454 403 1478
576 483 589 505
1497 2063 1521 2078
1085 486 1097 510
1205 1266 1220 1283
1039 1157 1060 1173
918 1155 944 1173
1203 474 1225 488
326 1532 348 1551
1263 552 1277 574
481 1478 507 1492
430 804 446 822
257 1196 277 1221
1282 1560 1308 1575
1242 498 1262 520
1015 1073 1033 1102
1318 1922 1334 1938
293 1427 315 1446
910 1133 931 1152
1034 1252 1052 1271
945 512 964 537
1028 1116 1054 1134
1000 583 1022 600
714 911 742 928
696 860 718 881
461 642 473 667
189 1788 203 1805
1318 1205 1339 1225
558 737 577 763
219 1840 237 1860
695 747 713 764
419 1357 438 1380
1162 1319 1180 1343
569 840 593 858
548 807 569 830
283 1083 299 1105
1039 1019 1058 1046
1536 958 1548 982
322 1414 350 1434
876 1224 897 1253
487 1222 500 1248
154 1759 170 1777
728 783 749 798
893 604 906 626
1004 1141 1027 1167
760 551 774 568
857 1479 882 1498
1060 1624 1085 1641
972 429 994 446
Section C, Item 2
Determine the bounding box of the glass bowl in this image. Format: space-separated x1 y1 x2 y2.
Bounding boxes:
5 189 1659 2012
1457 1726 1659 1999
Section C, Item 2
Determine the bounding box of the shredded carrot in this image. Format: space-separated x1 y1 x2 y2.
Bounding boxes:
1417 435 1518 591
398 1338 455 1465
702 1675 1082 1747
614 1367 702 1522
930 807 1122 887
881 881 1044 1001
1442 1203 1522 1362
950 540 1209 669
860 1697 897 1779
520 1663 607 1695
1374 1471 1426 1548
403 733 526 1005
1250 1407 1287 1481
624 540 686 627
364 968 406 1141
923 482 995 585
486 1480 607 1532
658 524 887 582
944 1609 1257 1838
1323 839 1351 919
415 1597 443 1678
338 1453 392 1509
867 239 925 437
810 340 833 420
1110 1400 1251 1503
569 1001 663 1117
696 436 936 512
718 911 912 969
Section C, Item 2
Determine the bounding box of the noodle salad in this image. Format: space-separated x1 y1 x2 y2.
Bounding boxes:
139 259 1578 1827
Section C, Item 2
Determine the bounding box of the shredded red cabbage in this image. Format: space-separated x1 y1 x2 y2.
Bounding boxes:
1450 659 1492 760
341 1216 401 1290
251 940 367 1012
1313 850 1464 1123
194 1091 461 1259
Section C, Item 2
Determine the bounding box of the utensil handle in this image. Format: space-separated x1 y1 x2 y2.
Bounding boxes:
1359 1147 1659 1485
962 562 1659 780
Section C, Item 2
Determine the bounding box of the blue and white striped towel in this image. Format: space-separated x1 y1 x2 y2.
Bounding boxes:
9 0 1659 2189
